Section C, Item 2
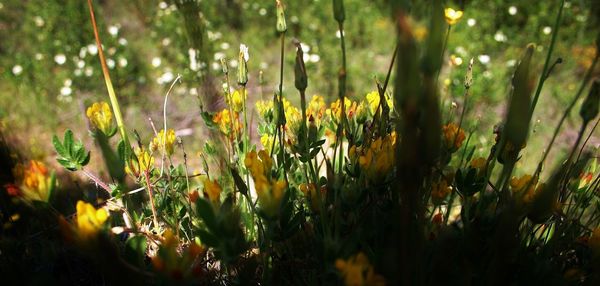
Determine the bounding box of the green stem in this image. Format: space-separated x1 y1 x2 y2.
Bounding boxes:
530 0 565 115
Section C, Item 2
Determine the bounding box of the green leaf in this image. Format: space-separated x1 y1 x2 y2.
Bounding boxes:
52 135 67 158
196 198 218 232
64 129 74 155
230 168 248 196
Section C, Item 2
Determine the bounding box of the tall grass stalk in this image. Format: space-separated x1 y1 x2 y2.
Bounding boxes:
86 0 130 148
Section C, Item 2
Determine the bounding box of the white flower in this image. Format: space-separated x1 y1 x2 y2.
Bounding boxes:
260 62 269 69
12 65 23 76
229 59 238 68
74 69 82 76
506 59 517 67
118 57 128 68
64 79 72 87
87 44 98 55
118 38 128 46
54 54 66 65
467 18 476 27
152 57 162 68
259 8 267 16
108 25 119 37
300 43 310 53
34 16 45 27
220 42 230 50
240 44 249 62
106 58 115 69
543 26 552 35
161 37 171 46
478 55 491 64
157 71 174 84
35 53 43 61
335 30 344 38
60 86 72 96
309 54 320 63
189 48 199 71
159 1 168 9
77 60 85 68
79 47 87 58
214 52 225 61
494 31 507 42
508 6 517 16
85 67 94 77
0 2 4 10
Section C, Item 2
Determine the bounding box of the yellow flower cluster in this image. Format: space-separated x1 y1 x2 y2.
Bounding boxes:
125 147 154 176
213 109 241 140
86 102 114 135
245 150 287 217
431 179 452 205
227 88 247 113
335 252 385 286
11 160 53 202
300 183 323 212
76 200 109 238
363 90 393 115
203 178 222 203
150 129 176 156
328 98 358 123
151 230 206 279
307 95 327 122
260 134 275 154
349 133 396 183
442 123 466 151
510 174 542 206
470 157 487 176
444 8 463 25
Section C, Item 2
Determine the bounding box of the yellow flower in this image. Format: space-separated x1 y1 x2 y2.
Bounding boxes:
13 160 53 202
364 90 393 115
228 88 247 113
307 95 326 120
442 123 466 151
431 179 452 205
86 102 114 135
328 98 358 123
354 133 396 183
213 109 241 140
203 179 222 203
300 183 322 212
444 8 463 25
510 174 540 206
150 129 176 156
244 150 286 217
470 157 487 176
335 252 385 286
256 100 274 120
76 200 109 238
260 134 275 154
125 147 154 176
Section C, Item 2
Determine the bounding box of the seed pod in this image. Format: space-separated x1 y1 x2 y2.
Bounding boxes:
294 42 308 92
333 0 345 23
238 44 249 86
276 0 287 33
580 80 599 124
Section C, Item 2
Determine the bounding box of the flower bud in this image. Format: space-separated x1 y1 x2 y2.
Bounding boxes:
333 0 345 23
580 80 599 124
276 0 287 33
238 44 249 85
464 58 474 89
294 42 308 91
220 58 228 74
